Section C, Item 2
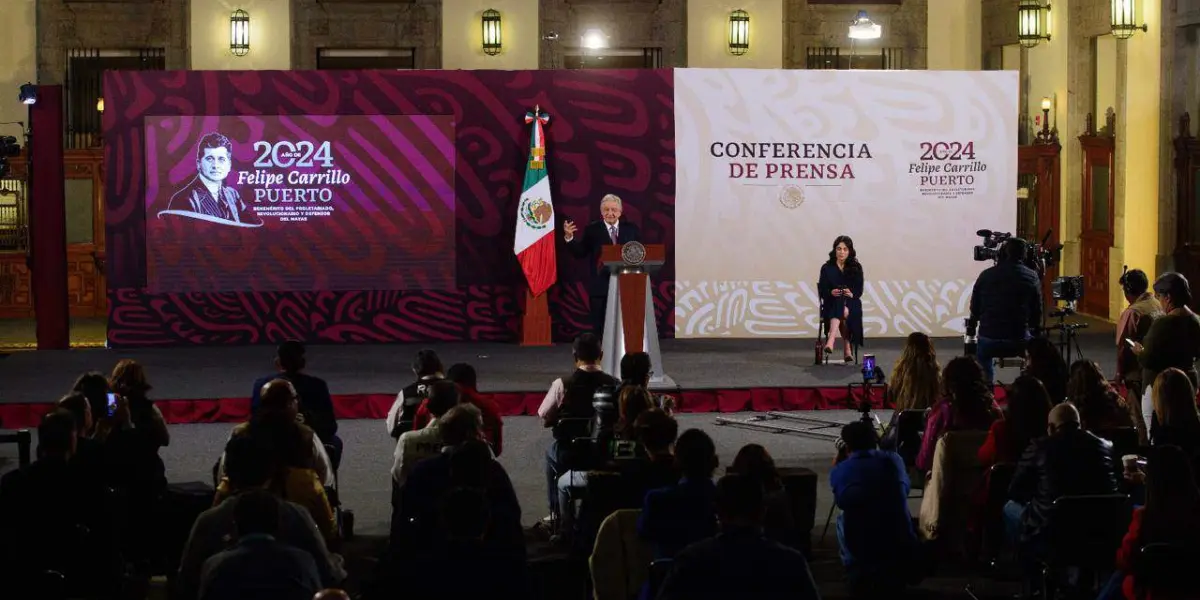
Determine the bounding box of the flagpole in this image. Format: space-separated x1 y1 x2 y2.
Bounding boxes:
519 105 553 347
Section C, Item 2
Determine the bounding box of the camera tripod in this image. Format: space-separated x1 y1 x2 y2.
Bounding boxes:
1045 302 1088 363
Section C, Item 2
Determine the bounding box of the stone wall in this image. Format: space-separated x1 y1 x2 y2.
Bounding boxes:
538 0 686 68
981 0 1017 69
290 0 442 69
36 0 190 84
1164 0 1200 260
783 0 929 69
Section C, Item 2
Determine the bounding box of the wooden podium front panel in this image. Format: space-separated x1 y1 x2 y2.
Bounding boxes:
619 273 647 354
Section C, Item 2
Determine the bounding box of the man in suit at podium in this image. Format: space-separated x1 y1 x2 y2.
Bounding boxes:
563 193 641 337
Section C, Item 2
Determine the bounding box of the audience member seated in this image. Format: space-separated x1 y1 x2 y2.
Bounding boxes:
385 348 445 439
71 370 112 435
887 331 942 413
412 362 504 456
391 379 460 488
917 356 1001 473
617 351 677 415
0 410 115 596
1005 403 1118 591
197 489 323 600
1096 445 1200 600
393 488 529 600
252 341 342 468
217 380 337 544
55 392 107 490
539 333 620 521
1067 359 1135 431
978 375 1052 468
557 383 658 539
102 360 170 492
617 409 681 501
730 444 797 546
655 474 821 600
1023 337 1069 404
1147 368 1200 466
831 421 921 596
639 428 720 560
179 435 345 600
395 405 523 555
103 360 171 565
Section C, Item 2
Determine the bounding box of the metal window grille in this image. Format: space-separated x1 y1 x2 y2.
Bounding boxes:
65 48 165 149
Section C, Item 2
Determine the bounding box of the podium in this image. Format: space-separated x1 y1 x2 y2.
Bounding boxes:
599 242 675 389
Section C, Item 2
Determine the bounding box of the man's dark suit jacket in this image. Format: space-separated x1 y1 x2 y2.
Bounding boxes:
168 178 247 223
198 535 321 600
252 371 339 443
656 527 821 600
565 219 641 297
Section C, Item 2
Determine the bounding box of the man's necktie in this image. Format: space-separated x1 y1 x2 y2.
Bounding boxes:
609 225 618 244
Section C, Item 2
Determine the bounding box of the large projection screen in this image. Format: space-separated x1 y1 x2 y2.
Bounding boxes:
673 69 1018 339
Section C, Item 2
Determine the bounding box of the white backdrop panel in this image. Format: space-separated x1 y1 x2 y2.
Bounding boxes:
673 69 1018 339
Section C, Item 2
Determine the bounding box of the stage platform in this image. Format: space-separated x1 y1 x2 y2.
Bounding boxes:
0 324 1117 429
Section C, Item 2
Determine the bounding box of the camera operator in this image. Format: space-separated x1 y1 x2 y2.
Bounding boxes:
968 237 1043 384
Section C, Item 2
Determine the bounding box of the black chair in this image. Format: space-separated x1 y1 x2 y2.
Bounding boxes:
323 442 353 539
1133 542 1200 599
0 428 32 467
1039 494 1132 599
979 462 1016 563
547 418 594 532
648 558 674 598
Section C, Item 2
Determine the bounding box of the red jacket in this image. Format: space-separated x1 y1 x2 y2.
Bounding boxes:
413 386 504 456
1116 507 1143 600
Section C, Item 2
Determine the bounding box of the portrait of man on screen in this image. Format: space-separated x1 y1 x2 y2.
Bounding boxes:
162 132 260 227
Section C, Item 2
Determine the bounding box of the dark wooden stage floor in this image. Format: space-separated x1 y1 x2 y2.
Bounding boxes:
0 323 1116 406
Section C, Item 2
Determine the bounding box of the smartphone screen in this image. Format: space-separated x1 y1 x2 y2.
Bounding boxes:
862 354 876 372
106 393 118 416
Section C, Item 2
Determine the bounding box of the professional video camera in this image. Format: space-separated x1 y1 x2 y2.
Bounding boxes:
1051 275 1085 304
973 228 1062 277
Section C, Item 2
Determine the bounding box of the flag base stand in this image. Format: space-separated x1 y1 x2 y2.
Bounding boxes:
520 288 552 346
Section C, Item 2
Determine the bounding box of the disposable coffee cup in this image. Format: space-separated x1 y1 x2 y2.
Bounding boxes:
1122 454 1140 470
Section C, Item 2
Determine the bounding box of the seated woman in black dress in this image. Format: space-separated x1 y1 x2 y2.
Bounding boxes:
819 235 865 362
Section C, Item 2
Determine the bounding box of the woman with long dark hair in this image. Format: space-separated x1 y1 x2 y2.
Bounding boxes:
916 356 1001 473
1023 337 1068 404
978 375 1052 467
1066 360 1134 431
818 235 865 362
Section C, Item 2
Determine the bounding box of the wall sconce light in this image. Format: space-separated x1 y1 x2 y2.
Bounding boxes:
18 82 36 105
848 10 882 40
96 97 104 113
1017 0 1051 48
728 10 750 56
581 29 608 50
1036 95 1057 144
230 9 250 57
482 9 502 56
1111 0 1148 39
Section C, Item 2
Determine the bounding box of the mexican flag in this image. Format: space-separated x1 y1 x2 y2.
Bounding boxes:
514 107 557 297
